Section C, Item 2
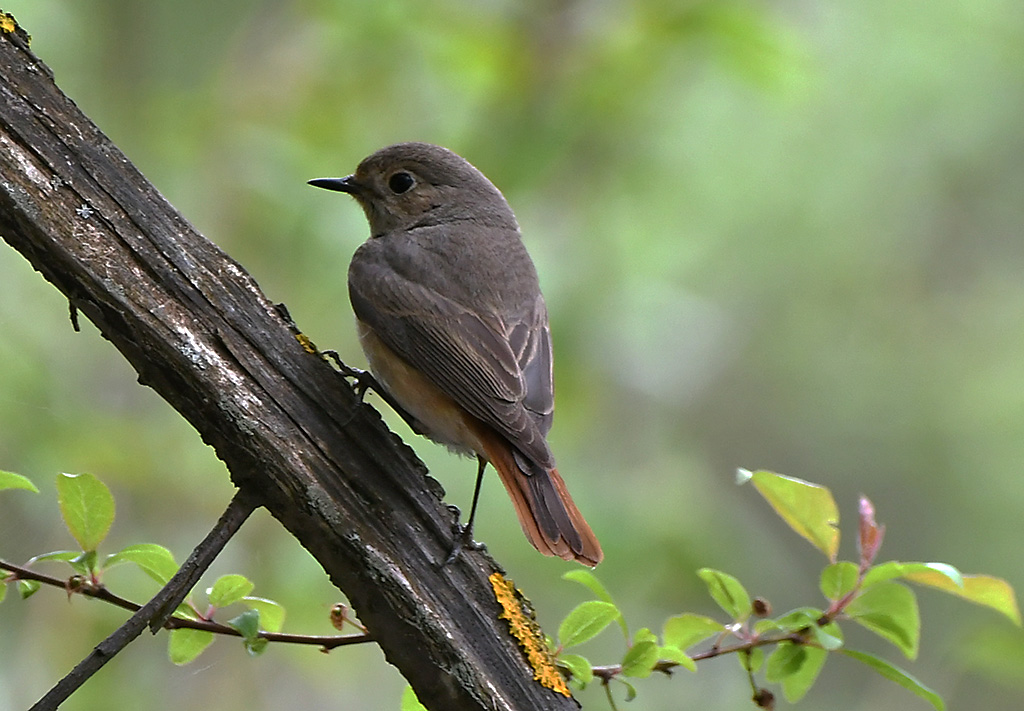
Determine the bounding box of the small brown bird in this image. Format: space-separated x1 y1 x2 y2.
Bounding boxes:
309 142 602 566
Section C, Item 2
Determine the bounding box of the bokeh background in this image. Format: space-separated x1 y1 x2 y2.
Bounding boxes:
2 1 1023 709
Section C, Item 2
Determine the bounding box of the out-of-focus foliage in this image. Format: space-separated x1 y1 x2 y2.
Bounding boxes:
1 0 1023 709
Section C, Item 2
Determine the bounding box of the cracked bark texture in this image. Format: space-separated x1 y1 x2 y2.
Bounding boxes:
0 22 577 711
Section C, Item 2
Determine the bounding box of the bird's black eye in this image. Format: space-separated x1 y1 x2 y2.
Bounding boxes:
388 171 415 194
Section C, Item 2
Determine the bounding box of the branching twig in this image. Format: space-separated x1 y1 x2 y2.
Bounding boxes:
0 557 373 649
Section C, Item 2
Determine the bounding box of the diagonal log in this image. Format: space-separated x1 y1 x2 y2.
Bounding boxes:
0 20 575 711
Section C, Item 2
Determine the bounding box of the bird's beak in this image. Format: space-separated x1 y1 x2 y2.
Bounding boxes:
307 175 362 195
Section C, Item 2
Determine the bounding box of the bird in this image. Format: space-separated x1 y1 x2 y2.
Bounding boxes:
309 142 602 566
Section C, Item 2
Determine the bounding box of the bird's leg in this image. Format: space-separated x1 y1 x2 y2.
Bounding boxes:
323 350 425 434
444 456 488 565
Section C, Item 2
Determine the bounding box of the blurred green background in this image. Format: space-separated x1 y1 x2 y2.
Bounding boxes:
2 1 1023 709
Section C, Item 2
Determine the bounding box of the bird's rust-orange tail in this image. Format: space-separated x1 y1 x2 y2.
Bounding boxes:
479 432 602 566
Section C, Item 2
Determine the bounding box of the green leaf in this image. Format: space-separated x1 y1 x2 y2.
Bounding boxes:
765 641 806 681
207 574 254 608
781 646 827 701
697 568 752 620
106 543 179 585
168 628 214 665
227 608 261 640
243 596 285 633
745 470 839 560
558 653 593 687
808 621 844 651
26 550 81 566
401 685 428 711
772 607 822 633
662 613 726 650
56 472 115 553
904 571 1021 626
0 578 7 603
847 581 920 658
863 561 963 590
563 569 628 638
227 609 266 655
620 628 659 678
558 600 620 648
658 644 697 672
0 470 39 493
740 646 765 673
841 649 945 710
18 579 40 598
820 561 859 600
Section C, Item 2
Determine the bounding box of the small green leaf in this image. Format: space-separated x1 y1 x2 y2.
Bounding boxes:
56 472 115 553
820 561 859 600
863 561 963 590
0 470 39 493
168 628 214 665
26 550 81 566
401 685 428 711
18 579 40 598
781 646 827 701
847 581 920 658
227 609 261 640
558 653 593 687
106 543 179 585
243 636 268 656
621 679 638 702
765 641 806 681
243 596 285 633
207 574 254 608
658 645 697 672
662 613 725 650
841 649 945 710
563 569 628 638
697 568 752 620
904 571 1020 626
558 600 620 648
0 578 7 603
808 621 844 651
745 470 839 560
621 639 659 678
772 607 822 633
740 646 764 673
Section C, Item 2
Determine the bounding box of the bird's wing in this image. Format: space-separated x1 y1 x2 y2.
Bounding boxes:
349 250 555 469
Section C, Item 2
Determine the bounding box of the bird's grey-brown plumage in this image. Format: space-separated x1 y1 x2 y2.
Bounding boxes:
311 142 602 565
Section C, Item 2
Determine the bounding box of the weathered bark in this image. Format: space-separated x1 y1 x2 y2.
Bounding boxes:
0 21 576 711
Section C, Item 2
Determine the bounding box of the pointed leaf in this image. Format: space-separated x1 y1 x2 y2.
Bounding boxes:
207 574 254 608
56 472 115 552
746 470 839 560
697 568 752 620
558 653 593 687
847 581 919 658
227 609 261 640
621 639 660 678
18 579 40 598
863 561 963 590
168 628 214 665
662 613 726 650
558 600 620 648
0 470 38 493
820 561 859 600
904 571 1020 625
106 543 179 585
841 649 944 710
563 569 628 638
765 641 806 681
243 596 285 633
658 645 697 672
782 645 827 701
